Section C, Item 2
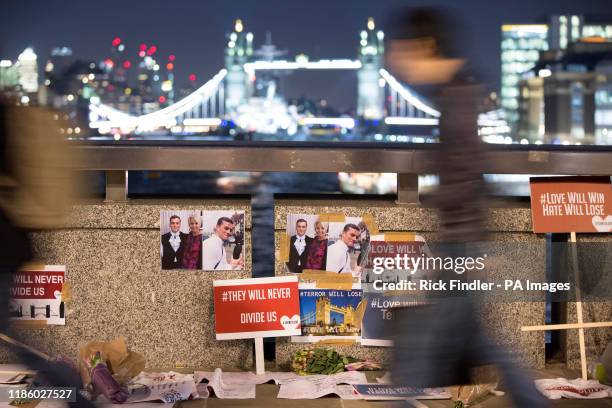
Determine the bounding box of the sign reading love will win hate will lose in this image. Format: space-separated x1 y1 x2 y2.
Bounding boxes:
213 276 301 340
530 176 612 233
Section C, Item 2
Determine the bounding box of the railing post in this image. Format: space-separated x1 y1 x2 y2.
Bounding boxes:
105 170 128 202
396 173 419 205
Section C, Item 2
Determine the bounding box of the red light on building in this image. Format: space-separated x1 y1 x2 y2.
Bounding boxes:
166 63 174 71
122 61 132 69
189 73 197 81
159 95 167 103
147 45 157 56
104 58 114 69
139 43 147 51
112 37 122 47
169 54 176 62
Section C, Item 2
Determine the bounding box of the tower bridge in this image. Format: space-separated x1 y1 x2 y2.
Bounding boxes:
313 296 358 327
89 18 507 138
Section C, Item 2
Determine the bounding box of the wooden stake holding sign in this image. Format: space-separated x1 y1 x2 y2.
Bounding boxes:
525 177 612 380
213 276 301 375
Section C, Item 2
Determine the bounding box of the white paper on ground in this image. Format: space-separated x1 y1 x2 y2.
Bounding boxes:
262 372 301 384
124 371 196 403
277 378 361 399
195 368 255 399
279 370 367 385
0 365 35 375
195 382 210 399
276 371 368 399
352 384 451 400
195 369 301 387
535 378 612 399
195 370 258 385
0 373 27 384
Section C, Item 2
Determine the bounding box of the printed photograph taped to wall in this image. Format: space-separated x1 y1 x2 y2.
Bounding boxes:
160 210 199 270
160 210 245 270
201 210 245 271
285 214 370 277
298 288 364 338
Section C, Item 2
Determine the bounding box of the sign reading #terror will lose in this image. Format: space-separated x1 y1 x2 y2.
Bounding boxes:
213 276 301 340
530 176 612 233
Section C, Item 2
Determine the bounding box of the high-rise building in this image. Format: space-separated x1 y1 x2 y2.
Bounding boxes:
357 17 385 120
132 44 161 113
582 23 612 41
0 60 19 91
549 15 584 50
17 47 39 93
502 15 612 134
500 24 549 125
162 54 176 104
517 41 612 145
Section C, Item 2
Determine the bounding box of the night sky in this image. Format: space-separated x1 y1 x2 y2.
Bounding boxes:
1 0 609 110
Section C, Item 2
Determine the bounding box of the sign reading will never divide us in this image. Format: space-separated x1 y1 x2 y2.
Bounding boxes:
213 276 301 340
530 176 612 233
10 265 66 325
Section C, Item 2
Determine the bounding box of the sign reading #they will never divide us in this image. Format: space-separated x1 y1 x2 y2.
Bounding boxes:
213 276 301 340
530 176 612 233
10 265 66 325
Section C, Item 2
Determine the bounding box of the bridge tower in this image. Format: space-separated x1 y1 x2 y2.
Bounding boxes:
315 296 331 325
357 18 385 120
224 19 253 114
343 305 356 326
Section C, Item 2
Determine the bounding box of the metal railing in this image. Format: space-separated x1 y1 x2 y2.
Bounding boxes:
72 141 612 203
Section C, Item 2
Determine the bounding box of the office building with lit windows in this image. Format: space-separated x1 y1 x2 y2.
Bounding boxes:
500 24 549 126
517 40 612 145
17 47 39 94
502 16 612 135
0 60 19 92
548 15 584 50
582 22 612 42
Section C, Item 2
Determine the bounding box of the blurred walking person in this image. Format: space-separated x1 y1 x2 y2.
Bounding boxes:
0 101 95 407
385 8 548 407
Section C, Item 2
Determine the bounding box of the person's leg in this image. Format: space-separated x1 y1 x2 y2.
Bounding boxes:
0 209 31 332
465 315 549 407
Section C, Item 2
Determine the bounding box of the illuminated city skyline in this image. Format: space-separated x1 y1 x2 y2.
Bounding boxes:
2 0 609 108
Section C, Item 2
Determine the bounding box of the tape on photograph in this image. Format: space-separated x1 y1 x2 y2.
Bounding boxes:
355 300 367 329
300 270 354 290
316 213 346 223
61 282 72 303
11 320 48 328
316 339 357 345
361 214 380 235
382 232 416 241
279 233 290 262
20 263 47 270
